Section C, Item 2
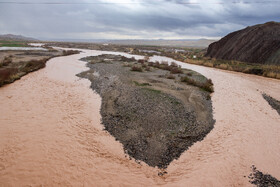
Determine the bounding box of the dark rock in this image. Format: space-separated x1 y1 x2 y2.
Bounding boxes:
263 94 280 115
249 165 280 187
205 22 280 65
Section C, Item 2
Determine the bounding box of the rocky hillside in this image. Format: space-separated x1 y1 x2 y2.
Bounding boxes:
205 22 280 65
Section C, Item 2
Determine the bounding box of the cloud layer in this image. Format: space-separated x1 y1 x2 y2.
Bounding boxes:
0 0 279 39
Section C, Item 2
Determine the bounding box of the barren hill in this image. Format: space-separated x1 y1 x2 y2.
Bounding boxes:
205 22 280 65
0 34 38 41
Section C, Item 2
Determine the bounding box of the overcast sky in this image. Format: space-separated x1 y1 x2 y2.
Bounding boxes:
0 0 279 40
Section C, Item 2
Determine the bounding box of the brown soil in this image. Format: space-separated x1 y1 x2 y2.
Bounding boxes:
78 54 215 168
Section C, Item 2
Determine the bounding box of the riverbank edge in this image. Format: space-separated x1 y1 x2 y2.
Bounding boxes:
0 49 80 87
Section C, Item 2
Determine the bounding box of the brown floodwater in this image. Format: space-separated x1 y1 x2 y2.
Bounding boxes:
0 49 279 186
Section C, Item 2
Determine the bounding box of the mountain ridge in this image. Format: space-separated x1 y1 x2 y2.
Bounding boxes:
0 34 38 41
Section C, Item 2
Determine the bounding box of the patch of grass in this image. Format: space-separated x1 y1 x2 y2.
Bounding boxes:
133 81 151 86
0 41 29 47
143 87 161 94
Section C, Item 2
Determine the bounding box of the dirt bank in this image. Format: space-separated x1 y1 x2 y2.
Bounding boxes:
78 54 215 168
0 48 79 87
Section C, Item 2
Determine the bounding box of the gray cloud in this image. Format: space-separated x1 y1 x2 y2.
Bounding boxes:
0 0 279 39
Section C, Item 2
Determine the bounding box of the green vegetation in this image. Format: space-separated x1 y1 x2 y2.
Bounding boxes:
185 58 280 79
131 46 280 80
143 87 161 94
133 81 151 86
181 76 214 93
132 56 214 93
0 40 29 47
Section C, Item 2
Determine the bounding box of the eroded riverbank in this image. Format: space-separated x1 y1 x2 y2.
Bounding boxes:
0 48 279 186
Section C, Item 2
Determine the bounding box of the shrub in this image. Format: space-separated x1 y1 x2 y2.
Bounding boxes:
170 62 178 67
154 61 160 68
145 67 151 71
121 56 135 62
166 74 175 79
160 63 172 71
131 66 143 72
148 62 154 66
138 59 145 64
218 64 228 70
142 64 147 68
181 76 196 85
266 72 277 78
170 67 183 74
1 56 13 67
62 50 80 56
22 58 48 72
201 79 214 93
181 76 214 93
0 68 18 86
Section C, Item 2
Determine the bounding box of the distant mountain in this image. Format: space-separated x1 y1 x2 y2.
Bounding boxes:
44 38 216 48
0 34 38 41
105 39 216 48
205 22 280 65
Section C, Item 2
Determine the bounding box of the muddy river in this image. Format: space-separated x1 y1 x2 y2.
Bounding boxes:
0 48 279 186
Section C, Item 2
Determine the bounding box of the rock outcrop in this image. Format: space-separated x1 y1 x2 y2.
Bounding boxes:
205 22 280 65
